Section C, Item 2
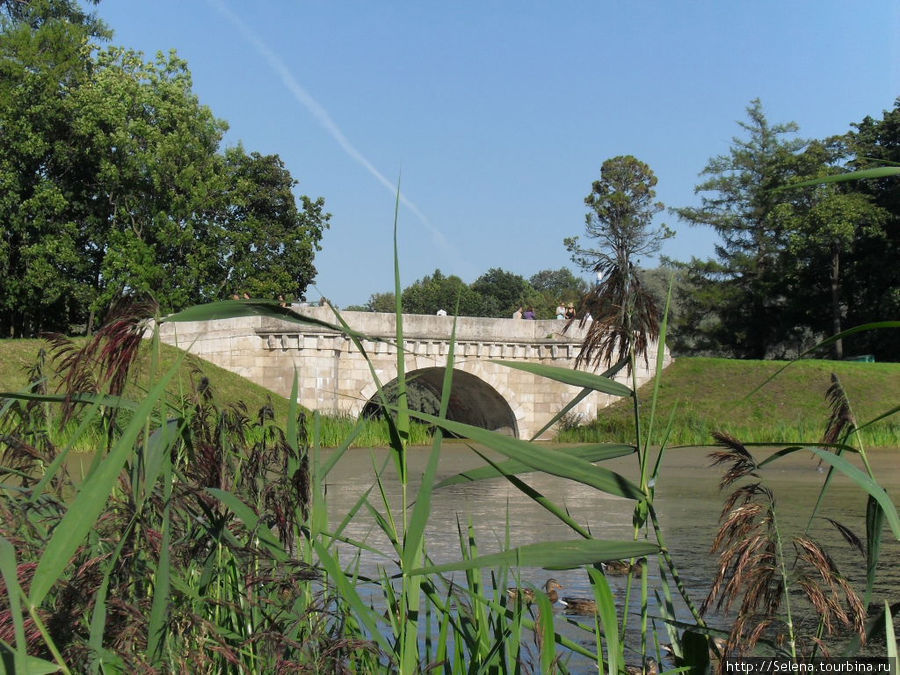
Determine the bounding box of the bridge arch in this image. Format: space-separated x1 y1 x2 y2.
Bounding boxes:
361 367 519 437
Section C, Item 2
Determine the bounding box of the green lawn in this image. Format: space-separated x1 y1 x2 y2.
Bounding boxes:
0 336 431 448
559 356 900 447
0 336 293 417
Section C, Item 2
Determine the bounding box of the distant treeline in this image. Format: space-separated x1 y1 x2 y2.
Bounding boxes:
345 267 589 321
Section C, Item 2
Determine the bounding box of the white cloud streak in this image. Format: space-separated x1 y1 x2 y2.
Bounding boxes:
207 0 457 259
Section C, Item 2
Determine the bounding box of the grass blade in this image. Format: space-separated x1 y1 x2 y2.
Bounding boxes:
865 495 885 606
205 488 289 562
403 314 457 569
87 527 133 671
809 448 900 539
436 443 635 488
588 565 621 674
471 446 592 538
491 359 633 398
0 536 28 672
28 359 182 607
146 454 174 664
534 590 557 673
409 411 645 500
312 541 393 653
526 358 629 440
777 166 900 189
885 601 897 663
410 539 658 575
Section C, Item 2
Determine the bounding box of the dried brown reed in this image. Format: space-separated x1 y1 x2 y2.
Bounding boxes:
703 432 866 658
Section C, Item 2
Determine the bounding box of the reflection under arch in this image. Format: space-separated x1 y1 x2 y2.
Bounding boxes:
361 367 519 438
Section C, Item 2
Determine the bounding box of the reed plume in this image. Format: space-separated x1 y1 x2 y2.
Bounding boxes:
704 432 866 657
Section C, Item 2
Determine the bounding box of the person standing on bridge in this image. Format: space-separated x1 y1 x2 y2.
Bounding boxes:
512 306 523 319
523 307 535 320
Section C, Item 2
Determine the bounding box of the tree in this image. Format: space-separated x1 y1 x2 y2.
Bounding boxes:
564 155 670 369
529 267 588 300
674 99 807 359
346 292 396 313
74 47 232 321
842 99 900 360
471 268 533 318
773 139 889 359
0 7 329 336
1 0 107 36
210 148 329 302
0 0 103 335
529 267 589 319
401 270 483 316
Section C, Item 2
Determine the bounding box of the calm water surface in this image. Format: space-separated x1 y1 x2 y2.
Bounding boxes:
320 442 900 661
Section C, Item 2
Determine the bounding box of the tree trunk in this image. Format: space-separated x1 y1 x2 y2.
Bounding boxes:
830 244 843 360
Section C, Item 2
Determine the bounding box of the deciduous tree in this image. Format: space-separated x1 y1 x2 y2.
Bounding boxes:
774 140 889 359
401 270 483 316
471 268 534 318
843 99 900 360
0 6 329 336
528 267 589 319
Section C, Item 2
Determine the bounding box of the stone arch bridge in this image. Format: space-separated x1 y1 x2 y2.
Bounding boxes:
157 307 671 440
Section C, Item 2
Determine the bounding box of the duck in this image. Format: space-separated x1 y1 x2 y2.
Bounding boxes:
560 595 597 615
506 578 564 604
602 557 646 576
625 658 657 675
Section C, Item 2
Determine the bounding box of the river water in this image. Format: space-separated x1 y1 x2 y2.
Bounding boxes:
319 442 900 661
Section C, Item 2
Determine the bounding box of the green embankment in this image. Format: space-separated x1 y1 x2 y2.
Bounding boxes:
0 337 291 415
559 357 900 447
0 338 431 448
2 340 898 448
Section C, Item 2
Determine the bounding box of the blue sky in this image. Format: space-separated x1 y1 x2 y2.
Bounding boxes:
94 1 899 308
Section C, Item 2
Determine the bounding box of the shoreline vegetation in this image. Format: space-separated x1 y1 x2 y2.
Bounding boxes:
1 301 897 673
1 339 897 448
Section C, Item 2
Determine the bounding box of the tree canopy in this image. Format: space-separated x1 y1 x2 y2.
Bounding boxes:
671 99 899 361
673 100 806 359
0 2 329 336
565 155 671 275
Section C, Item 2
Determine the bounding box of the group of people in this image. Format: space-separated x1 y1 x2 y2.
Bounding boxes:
510 303 576 320
555 303 577 320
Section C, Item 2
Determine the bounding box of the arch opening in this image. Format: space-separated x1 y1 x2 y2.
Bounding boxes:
361 367 519 438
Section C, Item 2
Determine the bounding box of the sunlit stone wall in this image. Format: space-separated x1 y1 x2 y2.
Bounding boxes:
155 306 671 440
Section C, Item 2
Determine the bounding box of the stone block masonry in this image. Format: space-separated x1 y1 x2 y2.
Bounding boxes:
155 306 671 440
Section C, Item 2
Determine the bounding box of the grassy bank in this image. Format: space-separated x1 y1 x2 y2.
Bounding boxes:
559 357 900 447
0 338 431 448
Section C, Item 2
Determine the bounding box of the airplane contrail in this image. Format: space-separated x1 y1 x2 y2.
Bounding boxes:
206 0 459 261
